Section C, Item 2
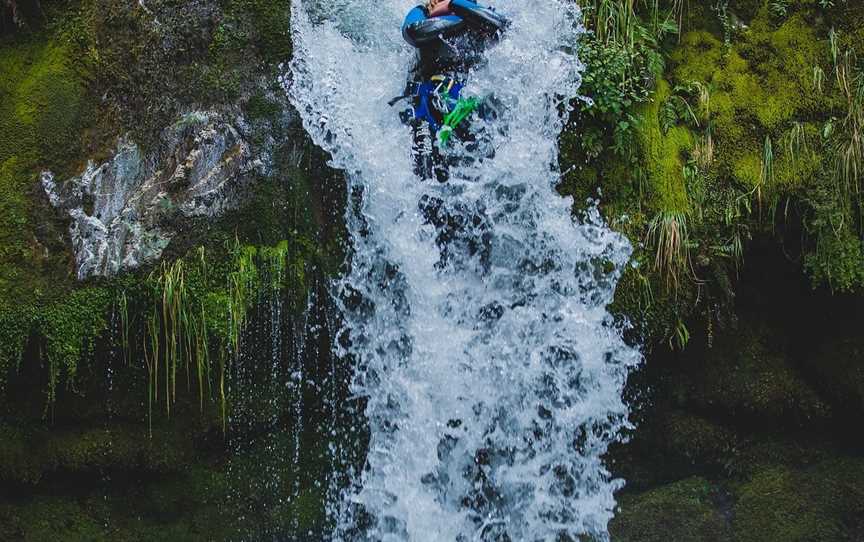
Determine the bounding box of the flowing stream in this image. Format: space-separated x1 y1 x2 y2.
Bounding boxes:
288 1 641 539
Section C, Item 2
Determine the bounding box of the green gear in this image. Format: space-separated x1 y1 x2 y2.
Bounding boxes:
438 96 480 146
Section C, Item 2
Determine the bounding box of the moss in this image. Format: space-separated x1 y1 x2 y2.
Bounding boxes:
670 31 726 84
244 93 283 122
662 412 741 469
10 497 109 542
731 458 864 542
40 287 112 402
0 422 196 485
0 423 42 484
670 12 830 190
218 0 292 65
610 477 729 542
636 79 693 213
0 25 93 344
731 151 762 187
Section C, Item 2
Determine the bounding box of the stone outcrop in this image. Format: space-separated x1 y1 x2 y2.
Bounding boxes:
42 111 266 279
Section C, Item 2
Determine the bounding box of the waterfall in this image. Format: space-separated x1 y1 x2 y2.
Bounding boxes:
288 1 641 539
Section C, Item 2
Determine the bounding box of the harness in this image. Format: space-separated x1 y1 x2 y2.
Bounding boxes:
389 75 480 145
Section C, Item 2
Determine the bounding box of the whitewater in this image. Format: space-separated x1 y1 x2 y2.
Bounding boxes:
287 1 641 540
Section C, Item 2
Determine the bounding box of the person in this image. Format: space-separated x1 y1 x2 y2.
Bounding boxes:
394 0 509 183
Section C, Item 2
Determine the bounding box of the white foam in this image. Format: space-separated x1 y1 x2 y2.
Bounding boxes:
288 1 641 539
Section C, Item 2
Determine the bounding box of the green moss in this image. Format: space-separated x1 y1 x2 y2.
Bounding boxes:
0 422 196 485
40 287 112 402
10 497 109 542
244 93 283 122
662 412 741 469
0 423 42 484
670 12 830 189
731 459 864 542
670 31 725 83
637 79 693 213
610 477 729 542
211 0 292 69
731 151 762 187
0 26 92 343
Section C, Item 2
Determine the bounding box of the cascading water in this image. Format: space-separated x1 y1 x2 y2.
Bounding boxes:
288 1 641 539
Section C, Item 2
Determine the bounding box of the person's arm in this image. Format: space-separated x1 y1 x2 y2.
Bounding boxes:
402 5 467 47
448 0 508 34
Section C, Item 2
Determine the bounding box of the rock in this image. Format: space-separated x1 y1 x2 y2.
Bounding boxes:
610 477 730 542
1 1 44 35
730 458 864 542
42 111 266 279
673 320 831 426
804 333 864 413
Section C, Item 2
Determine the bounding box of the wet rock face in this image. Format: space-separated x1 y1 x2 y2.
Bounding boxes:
42 111 265 279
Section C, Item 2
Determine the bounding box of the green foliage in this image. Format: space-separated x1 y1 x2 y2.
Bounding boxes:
40 287 112 404
647 210 692 289
0 301 34 394
592 1 864 342
139 238 310 433
769 0 790 19
803 221 864 291
578 34 656 119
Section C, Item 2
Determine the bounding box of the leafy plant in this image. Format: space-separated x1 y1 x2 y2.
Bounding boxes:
669 317 690 350
712 0 732 48
769 0 790 18
646 210 692 290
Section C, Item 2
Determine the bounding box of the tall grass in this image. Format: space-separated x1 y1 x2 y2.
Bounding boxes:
646 210 692 290
584 0 685 46
823 38 864 236
129 239 297 434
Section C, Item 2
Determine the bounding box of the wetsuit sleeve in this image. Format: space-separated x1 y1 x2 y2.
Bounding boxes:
449 0 509 33
402 6 467 47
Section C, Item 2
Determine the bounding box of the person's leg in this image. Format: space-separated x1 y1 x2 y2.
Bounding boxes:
412 118 450 183
411 119 435 181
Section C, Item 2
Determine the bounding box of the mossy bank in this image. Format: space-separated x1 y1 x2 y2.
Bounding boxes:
567 0 864 540
0 1 346 539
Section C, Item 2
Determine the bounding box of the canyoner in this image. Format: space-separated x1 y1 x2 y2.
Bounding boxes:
395 0 508 183
288 0 641 540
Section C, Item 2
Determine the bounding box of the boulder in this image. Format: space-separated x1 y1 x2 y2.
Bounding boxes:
42 111 266 279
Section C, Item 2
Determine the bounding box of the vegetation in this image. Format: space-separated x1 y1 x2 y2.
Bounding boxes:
0 1 331 539
563 0 864 347
0 0 322 416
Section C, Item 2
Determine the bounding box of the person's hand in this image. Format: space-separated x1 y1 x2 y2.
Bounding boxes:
428 0 452 17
